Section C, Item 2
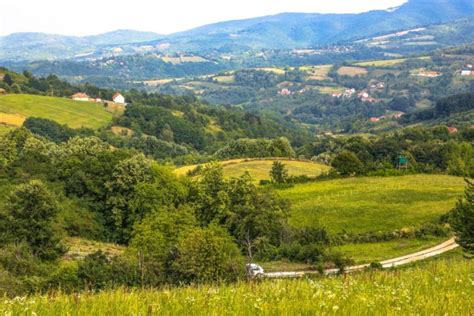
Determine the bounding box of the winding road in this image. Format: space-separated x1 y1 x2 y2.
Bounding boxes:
264 238 459 278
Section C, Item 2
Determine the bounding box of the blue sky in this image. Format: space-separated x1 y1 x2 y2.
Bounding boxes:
1 0 408 36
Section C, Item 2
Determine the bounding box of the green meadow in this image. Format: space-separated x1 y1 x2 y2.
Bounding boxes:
0 94 113 129
280 175 465 234
175 159 330 182
1 258 471 315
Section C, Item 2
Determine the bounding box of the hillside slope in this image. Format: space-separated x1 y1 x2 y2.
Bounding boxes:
0 94 113 129
156 0 474 51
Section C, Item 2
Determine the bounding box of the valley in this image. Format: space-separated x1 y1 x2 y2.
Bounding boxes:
0 0 473 314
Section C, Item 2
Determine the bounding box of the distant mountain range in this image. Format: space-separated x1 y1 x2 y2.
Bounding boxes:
1 0 474 61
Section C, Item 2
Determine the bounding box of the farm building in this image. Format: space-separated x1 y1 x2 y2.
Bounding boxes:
72 93 90 101
113 92 125 104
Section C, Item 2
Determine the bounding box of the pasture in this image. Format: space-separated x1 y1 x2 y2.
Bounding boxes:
337 66 368 77
0 94 113 129
301 65 332 81
2 258 471 315
175 159 331 182
280 175 465 234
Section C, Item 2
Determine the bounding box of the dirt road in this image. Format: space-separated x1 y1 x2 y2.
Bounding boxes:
264 238 458 278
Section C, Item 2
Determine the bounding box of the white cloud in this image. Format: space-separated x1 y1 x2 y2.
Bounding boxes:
0 0 407 36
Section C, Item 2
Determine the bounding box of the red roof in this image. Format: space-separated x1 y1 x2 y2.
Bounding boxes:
113 92 123 99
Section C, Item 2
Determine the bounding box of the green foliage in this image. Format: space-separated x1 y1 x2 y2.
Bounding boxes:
332 151 364 176
77 251 113 289
270 161 289 183
0 180 65 260
215 137 295 159
172 226 244 283
450 179 474 255
23 117 93 143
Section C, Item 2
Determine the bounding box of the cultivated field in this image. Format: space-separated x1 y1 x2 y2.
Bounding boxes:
280 175 465 234
0 94 113 129
2 258 471 315
175 159 331 182
337 66 368 77
301 65 332 81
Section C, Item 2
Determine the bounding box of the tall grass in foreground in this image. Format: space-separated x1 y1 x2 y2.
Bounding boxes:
1 259 473 315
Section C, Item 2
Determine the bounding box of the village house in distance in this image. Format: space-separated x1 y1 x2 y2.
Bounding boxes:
71 92 125 105
112 92 125 104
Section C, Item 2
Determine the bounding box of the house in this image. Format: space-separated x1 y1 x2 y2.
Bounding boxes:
393 113 404 119
0 88 6 95
369 117 380 123
448 127 458 134
112 92 125 104
278 89 292 96
358 91 370 99
342 88 356 98
461 70 473 76
72 93 90 101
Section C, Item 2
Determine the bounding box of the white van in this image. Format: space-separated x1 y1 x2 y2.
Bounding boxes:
246 263 265 278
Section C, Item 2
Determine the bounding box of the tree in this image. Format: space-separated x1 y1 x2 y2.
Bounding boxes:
450 179 474 255
192 163 229 226
105 154 154 243
129 205 197 284
3 74 13 86
270 161 288 183
225 173 288 259
172 226 243 283
159 123 174 143
0 180 64 260
332 151 364 176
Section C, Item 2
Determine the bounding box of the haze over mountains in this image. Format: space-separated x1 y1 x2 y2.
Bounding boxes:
1 0 474 62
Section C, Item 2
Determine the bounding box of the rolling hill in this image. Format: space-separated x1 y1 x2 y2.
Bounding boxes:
0 94 114 129
175 159 330 182
1 0 474 61
280 175 465 234
160 0 474 51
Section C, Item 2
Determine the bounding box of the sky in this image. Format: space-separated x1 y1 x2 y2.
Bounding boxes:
1 0 408 37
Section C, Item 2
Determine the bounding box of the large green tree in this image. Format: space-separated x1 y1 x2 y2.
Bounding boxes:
332 151 364 176
0 180 64 260
450 179 474 255
172 226 243 283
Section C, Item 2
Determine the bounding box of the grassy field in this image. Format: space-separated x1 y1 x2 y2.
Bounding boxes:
337 66 368 77
280 175 465 234
332 237 445 264
0 94 113 129
2 258 471 315
175 159 330 182
301 65 332 81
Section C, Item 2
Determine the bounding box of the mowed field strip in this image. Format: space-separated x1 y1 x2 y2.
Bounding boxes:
175 159 331 182
0 94 113 129
280 174 465 234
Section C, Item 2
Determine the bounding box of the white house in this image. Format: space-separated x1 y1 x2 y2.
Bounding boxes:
112 92 125 104
461 70 472 76
72 93 90 102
